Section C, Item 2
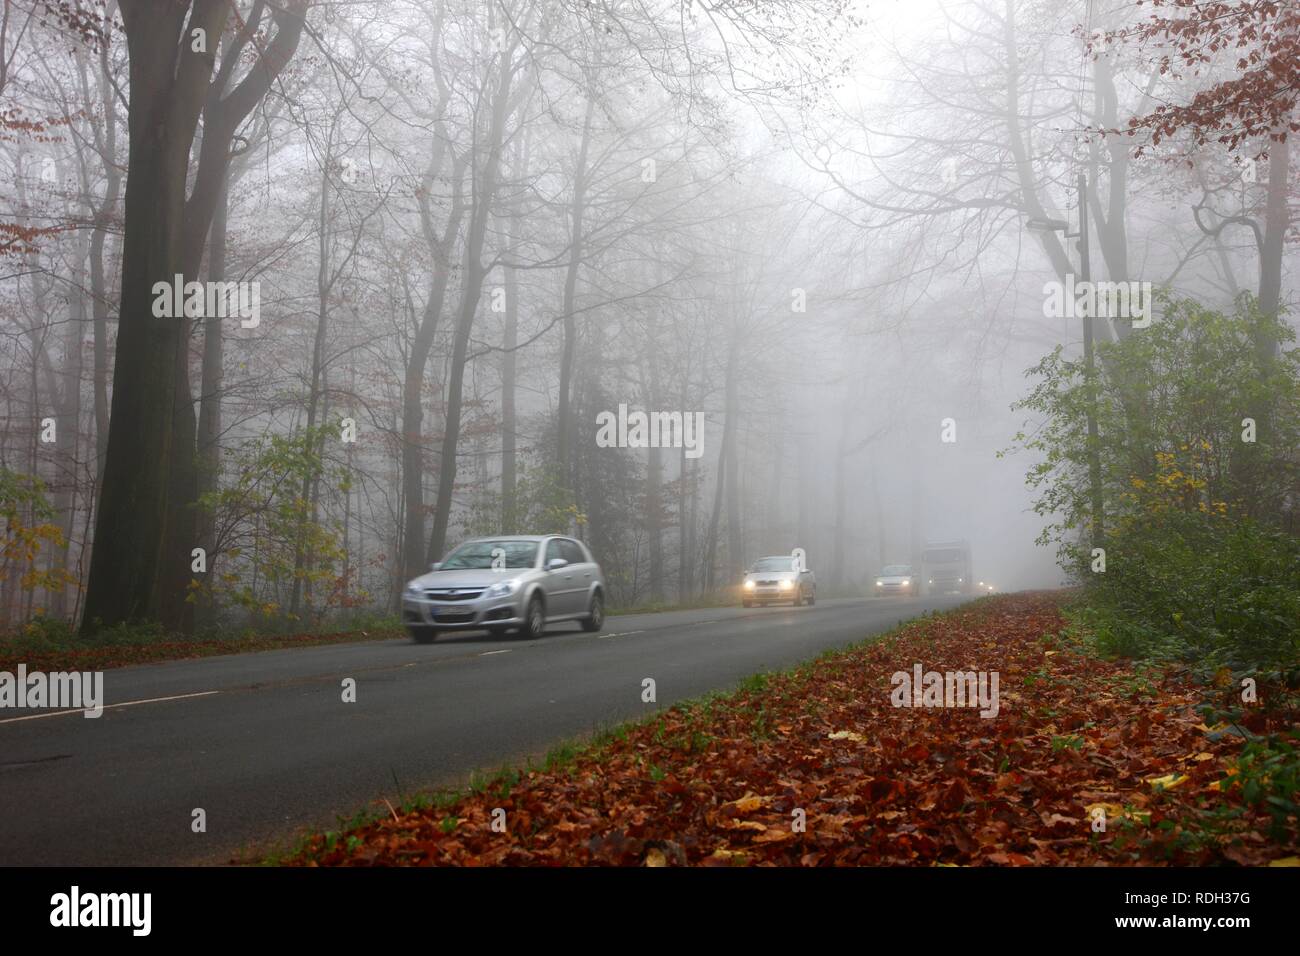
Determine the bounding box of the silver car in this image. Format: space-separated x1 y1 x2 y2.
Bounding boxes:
401 535 605 643
740 555 816 607
874 564 917 597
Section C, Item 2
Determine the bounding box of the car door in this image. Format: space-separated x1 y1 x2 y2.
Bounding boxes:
560 538 595 611
541 538 579 616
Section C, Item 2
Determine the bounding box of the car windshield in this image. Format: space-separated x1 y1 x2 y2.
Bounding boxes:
751 557 794 572
440 540 538 570
882 565 911 575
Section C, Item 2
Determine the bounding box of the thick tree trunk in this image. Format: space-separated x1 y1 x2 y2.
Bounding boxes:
81 3 232 634
81 2 304 635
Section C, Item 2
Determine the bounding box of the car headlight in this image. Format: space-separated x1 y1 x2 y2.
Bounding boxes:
958 577 963 583
929 579 933 584
743 579 756 590
485 579 519 598
875 580 883 587
405 582 422 595
901 578 910 585
779 578 793 590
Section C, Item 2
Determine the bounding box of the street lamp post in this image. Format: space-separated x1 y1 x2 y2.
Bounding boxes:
1076 173 1105 550
1026 175 1105 550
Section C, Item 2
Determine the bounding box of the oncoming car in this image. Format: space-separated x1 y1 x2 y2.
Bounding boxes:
401 535 605 643
874 564 916 597
741 555 816 607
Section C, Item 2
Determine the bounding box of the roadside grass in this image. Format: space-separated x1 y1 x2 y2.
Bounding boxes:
274 592 1298 866
0 612 406 673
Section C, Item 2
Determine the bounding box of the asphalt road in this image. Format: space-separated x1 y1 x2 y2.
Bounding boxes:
0 594 971 866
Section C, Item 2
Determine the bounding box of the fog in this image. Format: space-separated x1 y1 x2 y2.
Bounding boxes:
0 0 1291 629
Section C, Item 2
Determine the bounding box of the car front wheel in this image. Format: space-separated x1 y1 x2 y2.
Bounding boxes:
410 626 438 644
520 595 545 640
581 592 604 632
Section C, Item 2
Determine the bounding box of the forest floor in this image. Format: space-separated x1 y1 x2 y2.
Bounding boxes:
281 592 1300 866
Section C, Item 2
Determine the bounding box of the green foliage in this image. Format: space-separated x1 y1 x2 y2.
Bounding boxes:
1009 294 1300 560
1010 295 1300 669
1081 514 1300 668
461 458 586 539
1229 734 1300 838
197 423 354 622
0 467 74 596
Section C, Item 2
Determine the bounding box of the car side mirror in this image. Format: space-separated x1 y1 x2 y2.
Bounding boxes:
546 557 568 572
429 562 441 571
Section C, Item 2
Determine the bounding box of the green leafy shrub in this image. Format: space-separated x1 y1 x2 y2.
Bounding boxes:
1010 294 1300 669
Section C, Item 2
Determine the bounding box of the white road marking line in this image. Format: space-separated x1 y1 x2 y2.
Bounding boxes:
478 649 511 656
599 629 644 639
0 690 220 725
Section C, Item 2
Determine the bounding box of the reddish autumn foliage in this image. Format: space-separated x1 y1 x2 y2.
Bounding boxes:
285 593 1299 867
1099 0 1300 152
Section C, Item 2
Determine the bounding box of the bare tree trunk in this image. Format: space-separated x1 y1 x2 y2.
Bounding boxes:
501 257 518 530
723 339 742 584
642 347 664 602
554 94 595 486
51 237 89 619
290 167 332 617
428 49 517 563
1257 133 1289 357
87 13 122 486
705 334 741 591
194 176 227 619
831 402 850 593
400 148 466 579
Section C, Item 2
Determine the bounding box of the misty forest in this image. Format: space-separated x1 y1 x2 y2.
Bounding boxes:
4 0 1300 877
0 0 1296 653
